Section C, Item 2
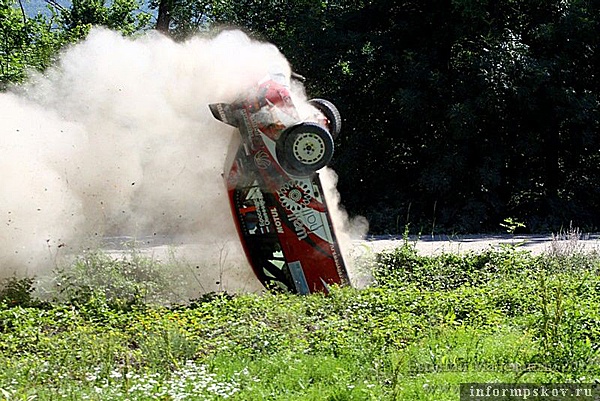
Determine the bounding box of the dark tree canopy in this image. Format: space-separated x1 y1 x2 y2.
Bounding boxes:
3 0 600 233
210 0 600 233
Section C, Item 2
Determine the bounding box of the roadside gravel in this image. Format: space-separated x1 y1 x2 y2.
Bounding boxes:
358 233 600 256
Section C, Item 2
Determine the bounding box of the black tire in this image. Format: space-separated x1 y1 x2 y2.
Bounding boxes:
277 122 334 175
309 98 342 138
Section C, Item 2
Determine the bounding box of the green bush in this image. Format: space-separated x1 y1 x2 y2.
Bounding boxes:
49 248 190 308
0 276 37 307
373 242 536 291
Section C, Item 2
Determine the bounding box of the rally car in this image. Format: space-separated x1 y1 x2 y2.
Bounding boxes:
209 71 350 294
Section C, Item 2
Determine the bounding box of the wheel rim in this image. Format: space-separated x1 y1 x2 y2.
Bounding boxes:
293 132 325 164
292 132 326 165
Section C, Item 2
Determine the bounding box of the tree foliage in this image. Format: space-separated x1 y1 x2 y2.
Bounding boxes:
0 0 63 86
2 0 599 233
151 0 212 39
1 0 150 86
217 0 599 233
62 0 150 37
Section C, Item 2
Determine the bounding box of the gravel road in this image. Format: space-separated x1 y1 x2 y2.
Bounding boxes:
101 232 600 294
360 233 600 256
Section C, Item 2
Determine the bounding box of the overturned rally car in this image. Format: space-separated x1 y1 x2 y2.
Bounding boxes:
209 71 350 294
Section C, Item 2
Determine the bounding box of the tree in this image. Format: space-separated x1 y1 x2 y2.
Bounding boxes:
4 0 598 233
1 0 55 85
60 0 151 39
1 0 150 86
150 0 600 232
151 0 213 39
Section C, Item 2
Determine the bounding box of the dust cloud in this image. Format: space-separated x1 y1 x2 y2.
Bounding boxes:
320 168 370 287
0 28 367 293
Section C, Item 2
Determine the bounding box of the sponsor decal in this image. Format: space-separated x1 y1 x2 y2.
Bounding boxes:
277 180 326 241
254 149 272 169
214 103 229 124
289 211 308 240
253 195 270 229
277 180 312 212
237 110 261 150
288 207 325 240
269 207 285 234
243 186 271 234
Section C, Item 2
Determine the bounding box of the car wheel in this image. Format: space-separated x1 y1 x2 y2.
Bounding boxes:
309 98 342 138
277 122 334 175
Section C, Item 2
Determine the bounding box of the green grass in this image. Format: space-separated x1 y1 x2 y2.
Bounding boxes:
1 242 599 400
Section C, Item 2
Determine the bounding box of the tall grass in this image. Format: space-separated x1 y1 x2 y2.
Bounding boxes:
1 241 599 400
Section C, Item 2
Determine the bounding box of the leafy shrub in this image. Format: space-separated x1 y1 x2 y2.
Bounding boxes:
527 273 600 375
49 248 186 308
0 276 37 307
373 242 535 291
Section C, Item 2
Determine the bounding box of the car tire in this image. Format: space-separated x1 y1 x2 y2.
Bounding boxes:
277 122 334 175
309 98 342 138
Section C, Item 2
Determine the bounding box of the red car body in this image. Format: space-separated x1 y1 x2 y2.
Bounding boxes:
209 73 350 294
